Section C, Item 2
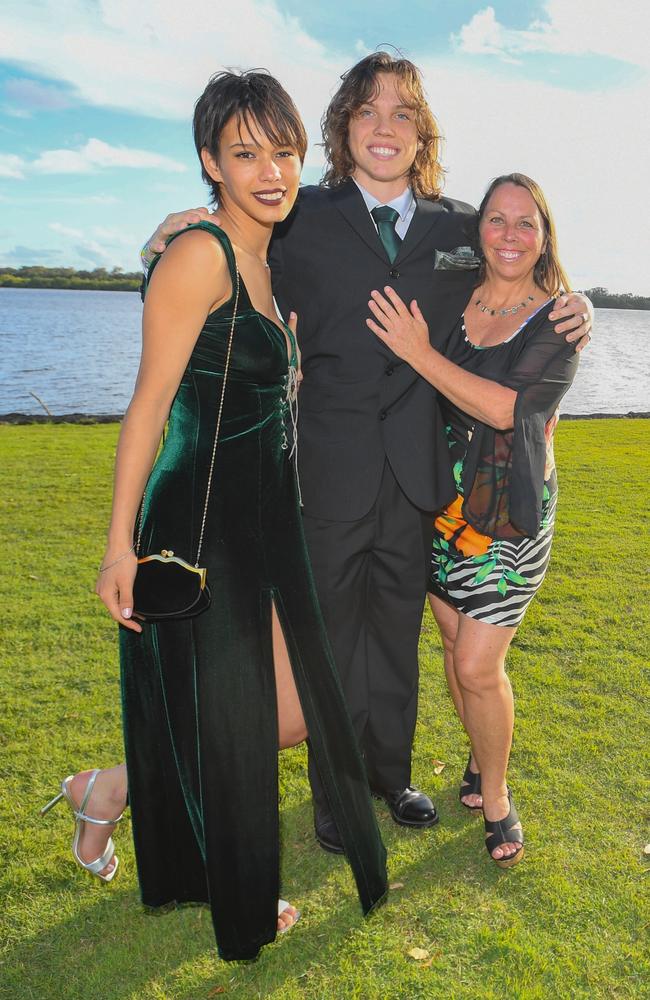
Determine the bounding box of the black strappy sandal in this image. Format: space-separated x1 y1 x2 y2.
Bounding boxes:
483 789 524 868
459 753 482 812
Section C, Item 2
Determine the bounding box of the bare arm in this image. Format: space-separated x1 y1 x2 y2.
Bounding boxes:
367 287 517 430
96 231 229 630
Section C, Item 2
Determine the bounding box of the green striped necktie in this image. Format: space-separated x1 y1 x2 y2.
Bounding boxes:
371 205 402 263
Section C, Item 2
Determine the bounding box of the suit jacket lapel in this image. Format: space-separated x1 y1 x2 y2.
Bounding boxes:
394 197 446 265
331 179 390 264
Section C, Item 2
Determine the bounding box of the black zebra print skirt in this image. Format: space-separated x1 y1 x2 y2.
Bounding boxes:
428 487 557 628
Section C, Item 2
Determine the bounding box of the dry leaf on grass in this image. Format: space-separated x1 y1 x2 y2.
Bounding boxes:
643 844 650 855
408 947 429 961
207 987 227 996
389 881 405 890
431 759 446 775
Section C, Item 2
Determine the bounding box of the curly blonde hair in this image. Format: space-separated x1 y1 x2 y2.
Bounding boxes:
321 51 444 200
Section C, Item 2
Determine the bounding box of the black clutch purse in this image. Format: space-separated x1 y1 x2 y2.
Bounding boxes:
132 551 210 621
132 268 240 623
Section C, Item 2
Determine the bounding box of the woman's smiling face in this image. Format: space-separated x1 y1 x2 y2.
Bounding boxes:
479 182 547 284
201 114 302 224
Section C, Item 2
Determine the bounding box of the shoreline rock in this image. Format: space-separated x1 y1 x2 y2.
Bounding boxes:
1 411 649 425
0 413 125 424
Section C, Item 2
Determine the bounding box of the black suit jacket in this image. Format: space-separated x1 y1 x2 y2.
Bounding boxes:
270 179 478 520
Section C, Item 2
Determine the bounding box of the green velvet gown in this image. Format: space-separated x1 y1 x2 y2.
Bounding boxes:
120 222 387 962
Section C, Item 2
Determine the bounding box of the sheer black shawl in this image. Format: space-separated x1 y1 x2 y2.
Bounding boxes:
458 304 580 539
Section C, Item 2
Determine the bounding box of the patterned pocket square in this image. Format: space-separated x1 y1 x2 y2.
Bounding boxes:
433 246 481 270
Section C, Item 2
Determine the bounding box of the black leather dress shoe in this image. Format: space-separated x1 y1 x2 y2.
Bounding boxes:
372 786 439 828
314 810 345 854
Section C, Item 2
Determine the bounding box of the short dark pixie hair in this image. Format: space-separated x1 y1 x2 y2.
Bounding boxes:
193 70 308 203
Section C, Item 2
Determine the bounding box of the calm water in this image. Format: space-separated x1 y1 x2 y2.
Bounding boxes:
0 288 648 415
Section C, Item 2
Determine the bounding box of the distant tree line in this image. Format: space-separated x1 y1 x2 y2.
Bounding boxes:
0 265 141 291
580 287 650 310
1 268 648 307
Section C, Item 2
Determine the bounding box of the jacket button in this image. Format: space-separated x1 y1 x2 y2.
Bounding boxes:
379 411 388 421
385 365 393 376
389 268 400 279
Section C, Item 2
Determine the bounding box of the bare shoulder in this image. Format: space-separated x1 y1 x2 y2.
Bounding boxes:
147 228 230 303
153 227 226 275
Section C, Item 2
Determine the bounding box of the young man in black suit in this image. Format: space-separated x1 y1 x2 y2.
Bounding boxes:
143 52 592 853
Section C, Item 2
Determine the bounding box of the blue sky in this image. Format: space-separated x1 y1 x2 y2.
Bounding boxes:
1 0 648 291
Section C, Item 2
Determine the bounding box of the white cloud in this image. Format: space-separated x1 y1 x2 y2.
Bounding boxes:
91 225 137 246
0 244 63 265
453 2 650 70
49 222 84 239
33 138 187 174
48 221 138 268
4 78 73 112
439 2 650 291
0 0 344 131
1 1 649 290
0 153 25 178
73 240 116 267
454 8 512 59
0 139 185 180
2 105 31 119
418 55 650 292
53 194 120 205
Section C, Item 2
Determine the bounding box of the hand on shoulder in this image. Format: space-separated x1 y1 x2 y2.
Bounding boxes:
148 207 212 254
548 291 593 351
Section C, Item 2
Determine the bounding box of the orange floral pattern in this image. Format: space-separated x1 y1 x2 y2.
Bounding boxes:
434 494 492 558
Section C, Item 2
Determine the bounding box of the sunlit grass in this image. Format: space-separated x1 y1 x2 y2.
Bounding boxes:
1 420 648 999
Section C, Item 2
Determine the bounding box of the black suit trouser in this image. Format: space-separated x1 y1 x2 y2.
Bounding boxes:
302 460 434 799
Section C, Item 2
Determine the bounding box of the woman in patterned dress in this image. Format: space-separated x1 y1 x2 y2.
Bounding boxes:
366 173 579 867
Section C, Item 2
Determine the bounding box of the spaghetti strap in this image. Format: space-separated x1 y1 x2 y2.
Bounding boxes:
146 220 240 306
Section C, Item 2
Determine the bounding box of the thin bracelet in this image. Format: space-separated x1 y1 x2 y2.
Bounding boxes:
98 545 135 573
140 240 158 272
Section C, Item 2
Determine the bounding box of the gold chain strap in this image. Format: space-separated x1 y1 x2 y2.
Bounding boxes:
136 265 240 564
194 267 240 564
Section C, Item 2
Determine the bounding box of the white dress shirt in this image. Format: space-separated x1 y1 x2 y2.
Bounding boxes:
353 179 417 240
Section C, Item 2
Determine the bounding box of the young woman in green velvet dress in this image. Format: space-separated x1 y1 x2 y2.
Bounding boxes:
43 71 387 962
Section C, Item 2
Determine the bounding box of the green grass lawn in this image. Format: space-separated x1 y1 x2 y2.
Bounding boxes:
1 420 648 1000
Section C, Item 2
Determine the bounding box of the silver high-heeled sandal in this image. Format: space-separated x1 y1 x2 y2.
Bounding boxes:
277 899 301 934
40 769 125 883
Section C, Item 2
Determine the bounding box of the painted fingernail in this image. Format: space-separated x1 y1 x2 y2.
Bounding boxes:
122 608 132 619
